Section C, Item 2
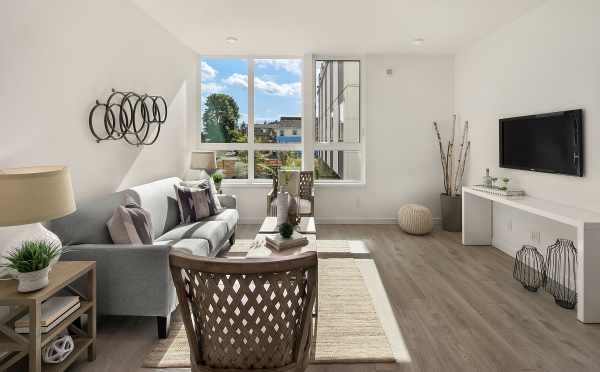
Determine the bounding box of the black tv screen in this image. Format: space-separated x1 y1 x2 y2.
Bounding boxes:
499 109 583 176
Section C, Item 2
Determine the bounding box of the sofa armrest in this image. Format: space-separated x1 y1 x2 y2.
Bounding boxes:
60 243 176 317
218 194 237 209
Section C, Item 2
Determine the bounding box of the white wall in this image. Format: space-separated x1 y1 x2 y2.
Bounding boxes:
223 54 454 223
455 0 600 254
0 0 196 202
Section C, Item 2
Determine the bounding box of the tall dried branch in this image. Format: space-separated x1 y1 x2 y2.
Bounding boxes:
454 141 471 195
433 122 448 194
453 121 469 196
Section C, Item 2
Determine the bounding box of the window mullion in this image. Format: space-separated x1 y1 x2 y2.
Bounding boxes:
248 58 255 181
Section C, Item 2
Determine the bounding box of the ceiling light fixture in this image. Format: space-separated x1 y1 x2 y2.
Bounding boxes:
226 36 238 44
412 38 425 46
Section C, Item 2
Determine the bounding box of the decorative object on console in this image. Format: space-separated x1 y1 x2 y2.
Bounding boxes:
500 177 510 190
397 204 433 235
433 116 470 232
471 185 525 197
545 238 577 309
89 89 167 146
483 168 493 187
3 240 64 292
106 202 153 245
513 245 546 292
0 166 76 279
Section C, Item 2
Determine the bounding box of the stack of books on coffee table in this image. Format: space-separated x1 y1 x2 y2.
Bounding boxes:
266 232 308 251
15 296 80 334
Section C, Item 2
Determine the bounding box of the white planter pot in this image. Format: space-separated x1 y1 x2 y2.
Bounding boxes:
17 266 51 293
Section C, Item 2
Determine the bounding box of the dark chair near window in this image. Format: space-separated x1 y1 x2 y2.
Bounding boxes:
266 171 315 217
169 251 318 372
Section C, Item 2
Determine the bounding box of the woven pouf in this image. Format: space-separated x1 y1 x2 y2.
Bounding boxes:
397 204 433 235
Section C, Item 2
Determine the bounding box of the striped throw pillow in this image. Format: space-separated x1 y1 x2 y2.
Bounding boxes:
107 202 153 244
174 184 218 224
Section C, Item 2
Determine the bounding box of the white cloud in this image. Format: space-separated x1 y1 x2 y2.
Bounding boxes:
201 61 217 81
223 73 300 96
202 82 224 94
223 73 248 88
255 78 301 96
256 59 302 75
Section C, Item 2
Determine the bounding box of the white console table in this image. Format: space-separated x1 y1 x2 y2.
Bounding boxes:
462 186 600 323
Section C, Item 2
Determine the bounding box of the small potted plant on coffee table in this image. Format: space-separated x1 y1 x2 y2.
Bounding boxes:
2 241 63 292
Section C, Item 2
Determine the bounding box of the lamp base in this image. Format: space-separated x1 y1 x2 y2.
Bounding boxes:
0 223 62 278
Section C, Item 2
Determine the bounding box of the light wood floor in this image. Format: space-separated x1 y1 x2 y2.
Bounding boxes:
63 225 600 372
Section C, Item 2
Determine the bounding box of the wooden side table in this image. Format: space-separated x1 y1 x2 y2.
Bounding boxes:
0 261 96 372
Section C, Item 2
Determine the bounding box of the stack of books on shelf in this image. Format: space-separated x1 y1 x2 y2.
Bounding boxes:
15 296 80 334
266 232 308 251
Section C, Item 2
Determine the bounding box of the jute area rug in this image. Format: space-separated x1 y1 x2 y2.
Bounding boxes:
143 257 395 368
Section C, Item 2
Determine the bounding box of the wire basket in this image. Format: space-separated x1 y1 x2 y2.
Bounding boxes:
513 245 546 292
545 238 577 309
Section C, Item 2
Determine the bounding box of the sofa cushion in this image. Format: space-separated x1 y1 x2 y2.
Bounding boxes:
107 202 153 244
173 184 218 223
181 178 222 211
154 239 210 257
126 177 182 240
156 221 228 252
203 209 239 233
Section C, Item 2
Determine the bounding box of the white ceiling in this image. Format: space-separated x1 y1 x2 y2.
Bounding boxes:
132 0 546 55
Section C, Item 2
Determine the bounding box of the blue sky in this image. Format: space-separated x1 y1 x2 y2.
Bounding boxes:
200 58 302 125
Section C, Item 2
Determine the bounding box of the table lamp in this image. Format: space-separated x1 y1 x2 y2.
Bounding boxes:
190 151 217 176
0 166 76 277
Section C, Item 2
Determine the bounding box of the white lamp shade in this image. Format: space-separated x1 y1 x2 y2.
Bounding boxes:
0 166 76 226
190 151 217 170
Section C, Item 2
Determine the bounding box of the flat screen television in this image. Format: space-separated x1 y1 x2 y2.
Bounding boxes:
499 109 583 176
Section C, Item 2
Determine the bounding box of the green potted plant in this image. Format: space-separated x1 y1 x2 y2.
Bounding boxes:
500 177 510 190
211 172 224 194
2 241 62 292
279 222 294 239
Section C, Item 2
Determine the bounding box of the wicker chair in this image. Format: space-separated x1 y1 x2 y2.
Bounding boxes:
266 171 315 217
169 252 318 372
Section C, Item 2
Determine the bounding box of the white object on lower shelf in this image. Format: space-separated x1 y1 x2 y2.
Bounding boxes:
470 184 525 196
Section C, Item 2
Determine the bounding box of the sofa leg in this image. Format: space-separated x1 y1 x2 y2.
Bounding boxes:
157 315 171 339
229 232 236 245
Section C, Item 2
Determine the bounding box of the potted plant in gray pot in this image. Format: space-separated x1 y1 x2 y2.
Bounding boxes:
434 116 471 232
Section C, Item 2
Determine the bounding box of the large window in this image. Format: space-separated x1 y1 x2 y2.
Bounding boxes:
199 56 363 184
314 60 362 181
200 58 303 181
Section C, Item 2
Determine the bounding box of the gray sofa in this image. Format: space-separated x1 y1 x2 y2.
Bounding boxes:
48 177 238 338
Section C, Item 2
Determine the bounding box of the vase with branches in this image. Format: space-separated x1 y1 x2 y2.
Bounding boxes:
433 115 471 231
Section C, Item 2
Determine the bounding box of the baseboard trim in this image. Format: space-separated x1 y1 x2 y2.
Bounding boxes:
240 217 442 226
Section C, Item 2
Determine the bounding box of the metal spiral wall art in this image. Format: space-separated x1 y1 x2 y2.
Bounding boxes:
89 89 168 146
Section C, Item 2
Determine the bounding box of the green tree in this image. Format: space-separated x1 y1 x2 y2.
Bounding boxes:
203 94 241 143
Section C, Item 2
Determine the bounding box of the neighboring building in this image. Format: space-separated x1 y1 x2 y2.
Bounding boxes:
315 61 361 180
254 116 301 143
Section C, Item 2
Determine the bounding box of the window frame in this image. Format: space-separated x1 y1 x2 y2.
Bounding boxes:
196 54 366 186
311 55 366 185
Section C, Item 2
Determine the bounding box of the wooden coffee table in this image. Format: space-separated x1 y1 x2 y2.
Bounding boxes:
246 217 369 258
